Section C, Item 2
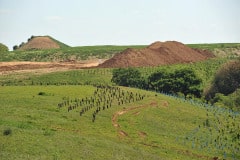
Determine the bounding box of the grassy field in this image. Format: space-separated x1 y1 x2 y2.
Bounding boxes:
0 58 229 89
0 45 146 62
1 43 239 62
187 43 240 50
0 43 239 159
1 85 239 159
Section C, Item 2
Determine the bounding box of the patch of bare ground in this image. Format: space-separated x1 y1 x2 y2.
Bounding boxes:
119 130 128 137
18 36 60 50
111 102 158 138
0 60 103 75
132 111 140 115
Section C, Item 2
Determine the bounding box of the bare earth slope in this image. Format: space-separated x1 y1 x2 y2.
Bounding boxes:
19 36 60 50
98 41 215 68
0 60 101 75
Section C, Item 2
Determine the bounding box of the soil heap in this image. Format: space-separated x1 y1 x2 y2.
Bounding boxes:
98 41 215 68
18 36 68 50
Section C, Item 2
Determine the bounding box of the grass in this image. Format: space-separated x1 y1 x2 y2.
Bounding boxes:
1 43 239 62
0 85 239 159
0 43 239 159
0 57 230 88
187 43 240 50
0 45 146 62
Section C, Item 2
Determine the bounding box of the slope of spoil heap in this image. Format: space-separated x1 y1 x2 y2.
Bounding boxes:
17 36 67 50
98 41 215 68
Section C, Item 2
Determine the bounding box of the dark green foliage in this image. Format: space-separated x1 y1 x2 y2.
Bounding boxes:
0 43 9 52
205 59 240 100
19 42 25 48
38 91 47 96
111 68 144 87
212 89 240 111
148 68 202 97
13 45 18 50
112 67 202 97
3 128 12 136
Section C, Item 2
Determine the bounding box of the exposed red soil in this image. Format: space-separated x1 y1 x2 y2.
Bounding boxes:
98 41 215 68
18 36 60 50
112 102 158 138
0 60 101 75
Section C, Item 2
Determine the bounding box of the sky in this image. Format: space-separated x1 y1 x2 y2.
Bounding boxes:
0 0 240 50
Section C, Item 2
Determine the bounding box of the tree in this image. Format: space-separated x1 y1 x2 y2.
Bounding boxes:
111 68 143 87
205 59 240 100
148 68 202 97
148 69 174 92
19 42 25 48
13 45 19 50
174 68 202 97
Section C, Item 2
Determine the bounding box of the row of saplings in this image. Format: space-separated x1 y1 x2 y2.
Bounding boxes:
57 85 146 122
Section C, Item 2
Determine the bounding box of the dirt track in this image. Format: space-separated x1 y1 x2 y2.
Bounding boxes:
0 60 102 75
112 102 158 138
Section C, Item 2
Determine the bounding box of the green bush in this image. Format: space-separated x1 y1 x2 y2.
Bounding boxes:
112 67 202 97
3 128 12 136
111 68 144 87
205 59 240 100
38 91 47 96
148 68 202 97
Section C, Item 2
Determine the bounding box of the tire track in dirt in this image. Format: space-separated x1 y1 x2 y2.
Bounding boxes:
111 102 158 138
111 101 213 159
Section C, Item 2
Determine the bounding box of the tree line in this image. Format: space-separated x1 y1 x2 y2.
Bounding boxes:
111 67 202 98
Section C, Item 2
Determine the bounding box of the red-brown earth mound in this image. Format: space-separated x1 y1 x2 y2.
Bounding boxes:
18 36 60 50
98 41 215 68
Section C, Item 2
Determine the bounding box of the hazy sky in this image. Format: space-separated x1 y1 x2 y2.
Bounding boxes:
0 0 239 49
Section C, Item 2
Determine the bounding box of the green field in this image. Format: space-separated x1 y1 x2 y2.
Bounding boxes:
0 58 229 88
0 45 146 62
1 43 239 62
0 43 240 159
1 85 239 159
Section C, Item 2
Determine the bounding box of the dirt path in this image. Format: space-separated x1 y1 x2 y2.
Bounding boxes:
111 102 213 159
0 60 103 75
112 102 158 138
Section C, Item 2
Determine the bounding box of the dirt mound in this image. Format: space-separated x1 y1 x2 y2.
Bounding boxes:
18 36 61 50
98 41 215 68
